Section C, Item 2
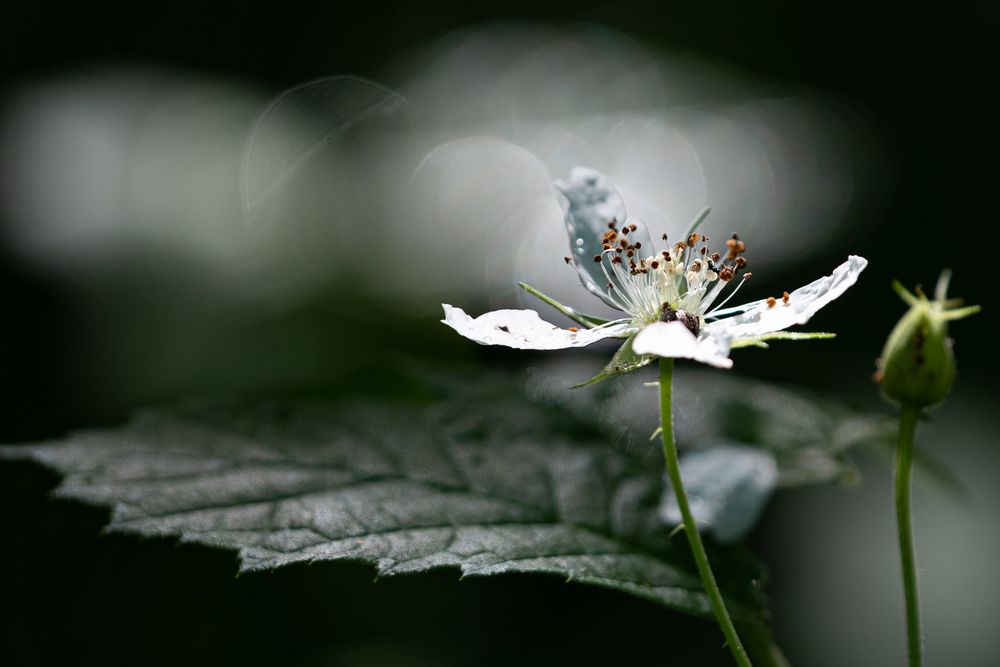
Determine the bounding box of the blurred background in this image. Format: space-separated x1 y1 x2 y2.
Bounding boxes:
1 2 996 665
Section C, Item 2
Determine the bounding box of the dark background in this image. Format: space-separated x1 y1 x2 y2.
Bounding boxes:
1 2 996 665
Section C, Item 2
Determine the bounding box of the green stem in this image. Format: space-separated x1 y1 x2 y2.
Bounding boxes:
896 404 923 667
658 358 752 667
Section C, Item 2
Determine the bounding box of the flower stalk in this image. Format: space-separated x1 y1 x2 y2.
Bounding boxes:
895 404 922 667
658 358 752 667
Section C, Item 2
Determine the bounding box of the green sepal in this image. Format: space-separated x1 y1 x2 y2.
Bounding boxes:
731 331 836 350
574 333 654 388
519 282 611 329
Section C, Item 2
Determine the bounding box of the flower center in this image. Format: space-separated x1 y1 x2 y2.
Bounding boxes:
574 218 753 328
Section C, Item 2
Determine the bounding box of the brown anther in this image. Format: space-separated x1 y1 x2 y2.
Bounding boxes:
700 246 707 255
731 233 741 240
563 256 573 264
607 220 617 229
661 233 668 241
621 227 630 236
593 255 602 263
743 272 753 280
602 243 611 251
687 233 701 246
711 252 721 262
689 259 702 272
782 291 790 304
719 266 734 282
633 241 642 249
616 247 623 254
735 256 747 269
628 223 638 232
661 250 670 259
607 282 614 289
767 296 777 308
568 326 578 332
611 256 623 264
626 250 634 258
650 260 660 269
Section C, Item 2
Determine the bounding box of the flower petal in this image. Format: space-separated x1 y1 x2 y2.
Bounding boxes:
705 255 868 339
554 166 653 309
632 321 734 368
659 443 778 543
442 305 631 350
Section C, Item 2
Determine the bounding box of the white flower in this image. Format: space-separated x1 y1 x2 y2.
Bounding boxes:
443 167 867 374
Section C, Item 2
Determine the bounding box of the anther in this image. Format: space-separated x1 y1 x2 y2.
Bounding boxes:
593 254 602 263
782 291 790 304
735 256 747 268
743 272 753 280
700 246 707 255
611 256 623 265
719 266 734 282
633 241 642 249
626 250 634 258
661 233 668 241
628 223 638 232
767 296 777 308
563 256 573 264
661 250 670 259
607 219 617 229
650 260 660 269
711 252 721 262
688 233 701 246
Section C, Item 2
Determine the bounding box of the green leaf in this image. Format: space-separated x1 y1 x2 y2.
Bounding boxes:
528 361 892 488
574 334 654 387
519 282 614 329
0 368 766 621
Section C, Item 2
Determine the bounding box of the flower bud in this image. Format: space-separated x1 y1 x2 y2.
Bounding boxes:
876 270 979 408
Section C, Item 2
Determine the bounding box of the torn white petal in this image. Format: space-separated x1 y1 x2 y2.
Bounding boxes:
441 305 631 350
705 255 868 339
632 321 733 369
660 443 778 543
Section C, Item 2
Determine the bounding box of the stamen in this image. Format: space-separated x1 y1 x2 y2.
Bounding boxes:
593 254 602 263
782 291 790 304
767 296 777 308
564 256 572 264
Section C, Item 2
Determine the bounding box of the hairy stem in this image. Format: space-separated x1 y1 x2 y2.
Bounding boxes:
658 358 752 667
896 404 923 667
